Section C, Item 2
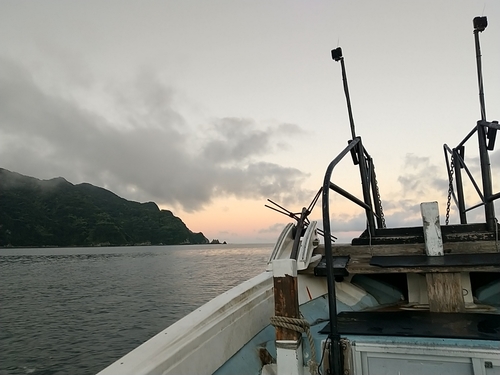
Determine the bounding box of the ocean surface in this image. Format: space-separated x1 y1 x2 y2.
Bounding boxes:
0 244 272 375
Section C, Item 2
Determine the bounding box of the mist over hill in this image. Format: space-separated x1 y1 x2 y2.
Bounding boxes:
0 168 209 247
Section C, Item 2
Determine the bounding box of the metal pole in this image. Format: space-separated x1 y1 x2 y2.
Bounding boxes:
453 148 467 224
322 138 361 375
478 122 496 230
332 48 356 140
340 58 357 140
473 16 496 230
473 17 487 121
333 48 375 234
357 139 376 234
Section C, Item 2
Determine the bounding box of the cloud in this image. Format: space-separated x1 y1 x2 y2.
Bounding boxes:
259 145 500 244
0 56 312 212
201 118 305 164
397 153 446 197
259 222 287 235
490 149 500 167
383 150 500 227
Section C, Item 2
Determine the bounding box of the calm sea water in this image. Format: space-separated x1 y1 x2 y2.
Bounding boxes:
0 244 272 375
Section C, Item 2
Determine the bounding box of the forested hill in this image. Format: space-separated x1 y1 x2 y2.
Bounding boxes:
0 168 209 247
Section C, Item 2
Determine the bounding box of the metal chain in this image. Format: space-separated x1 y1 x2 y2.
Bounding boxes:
367 157 386 228
374 173 386 228
445 155 455 225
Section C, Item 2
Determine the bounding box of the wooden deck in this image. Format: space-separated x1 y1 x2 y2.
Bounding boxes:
314 241 500 275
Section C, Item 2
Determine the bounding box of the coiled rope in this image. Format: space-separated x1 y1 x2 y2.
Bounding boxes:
269 315 318 375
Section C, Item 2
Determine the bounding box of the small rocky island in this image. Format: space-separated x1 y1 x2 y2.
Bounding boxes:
0 168 209 247
210 239 227 244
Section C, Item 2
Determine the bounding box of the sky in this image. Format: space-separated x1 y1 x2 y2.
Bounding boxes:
1 1 499 243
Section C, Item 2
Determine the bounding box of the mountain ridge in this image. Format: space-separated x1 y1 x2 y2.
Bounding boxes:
0 168 209 247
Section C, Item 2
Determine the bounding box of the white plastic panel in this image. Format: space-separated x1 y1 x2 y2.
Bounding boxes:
349 341 500 375
297 221 319 270
266 223 294 271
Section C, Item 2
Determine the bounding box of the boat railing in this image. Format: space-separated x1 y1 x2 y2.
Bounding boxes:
443 119 499 228
318 48 395 375
321 17 498 374
320 137 382 242
320 133 385 375
443 16 498 231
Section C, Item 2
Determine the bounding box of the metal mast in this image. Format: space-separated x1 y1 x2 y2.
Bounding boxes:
473 16 496 231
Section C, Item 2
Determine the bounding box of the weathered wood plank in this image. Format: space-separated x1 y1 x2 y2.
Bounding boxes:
426 272 465 312
272 260 300 341
330 253 500 275
308 241 500 275
326 240 500 256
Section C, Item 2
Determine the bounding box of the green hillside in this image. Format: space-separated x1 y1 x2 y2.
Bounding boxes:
0 168 209 247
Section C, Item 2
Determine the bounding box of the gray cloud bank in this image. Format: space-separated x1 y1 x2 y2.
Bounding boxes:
0 57 313 212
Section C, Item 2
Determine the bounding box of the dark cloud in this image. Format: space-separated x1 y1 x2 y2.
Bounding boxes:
200 117 300 164
203 119 267 163
0 57 312 212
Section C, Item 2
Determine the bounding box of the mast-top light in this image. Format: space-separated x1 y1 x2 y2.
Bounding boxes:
473 16 487 32
331 47 343 62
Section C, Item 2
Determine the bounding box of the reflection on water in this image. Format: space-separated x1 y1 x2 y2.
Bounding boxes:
0 244 272 375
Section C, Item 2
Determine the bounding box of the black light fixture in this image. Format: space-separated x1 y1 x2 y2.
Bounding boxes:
473 16 487 32
331 47 343 61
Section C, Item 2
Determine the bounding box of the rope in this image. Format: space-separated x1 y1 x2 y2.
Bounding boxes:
270 315 318 375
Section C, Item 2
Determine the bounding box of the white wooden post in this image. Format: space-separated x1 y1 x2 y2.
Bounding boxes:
420 202 443 256
420 202 465 312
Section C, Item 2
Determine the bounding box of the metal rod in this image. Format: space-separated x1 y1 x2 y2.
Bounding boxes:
264 204 300 220
357 139 376 234
329 182 376 215
340 57 357 139
477 122 496 230
322 138 361 375
453 148 467 224
317 228 338 241
453 148 485 202
487 191 500 202
290 207 308 260
464 201 486 213
456 126 478 149
307 187 323 213
473 17 496 231
444 142 488 214
334 47 375 236
481 120 500 130
474 19 487 121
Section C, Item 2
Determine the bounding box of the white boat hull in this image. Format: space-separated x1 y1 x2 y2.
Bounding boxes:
98 272 274 375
